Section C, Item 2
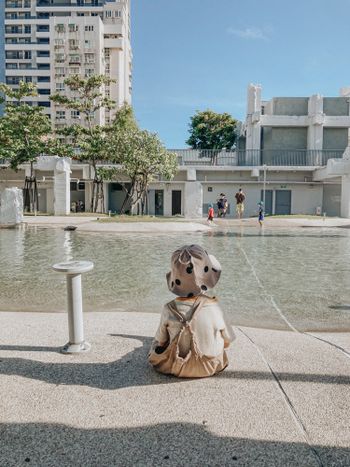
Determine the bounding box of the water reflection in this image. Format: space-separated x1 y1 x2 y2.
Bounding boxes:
1 225 350 332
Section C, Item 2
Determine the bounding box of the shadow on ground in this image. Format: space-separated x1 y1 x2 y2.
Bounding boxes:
1 421 348 467
0 333 350 390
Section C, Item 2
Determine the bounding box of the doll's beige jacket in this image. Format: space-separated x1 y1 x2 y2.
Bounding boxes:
152 297 235 358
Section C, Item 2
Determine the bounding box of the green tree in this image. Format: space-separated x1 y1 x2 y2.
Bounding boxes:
186 110 238 164
103 119 178 214
50 75 115 212
0 81 70 212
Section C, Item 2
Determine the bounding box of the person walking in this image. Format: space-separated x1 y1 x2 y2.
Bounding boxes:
207 203 215 225
235 188 245 219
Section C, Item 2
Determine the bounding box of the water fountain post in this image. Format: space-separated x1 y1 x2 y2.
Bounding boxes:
52 260 94 354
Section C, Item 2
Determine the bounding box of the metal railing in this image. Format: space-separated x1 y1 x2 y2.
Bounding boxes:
171 149 345 167
0 149 345 168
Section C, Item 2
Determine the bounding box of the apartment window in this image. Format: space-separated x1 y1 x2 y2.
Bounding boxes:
71 110 80 119
55 67 65 76
55 38 64 45
5 38 18 44
38 102 51 107
38 89 50 95
6 76 21 85
69 67 80 74
18 38 31 44
24 51 32 59
84 53 94 63
24 25 31 33
68 39 79 49
5 0 21 7
6 51 21 59
24 0 30 6
37 25 49 32
105 10 112 18
38 13 50 19
25 76 32 82
84 68 94 77
84 40 93 48
6 63 18 69
37 50 50 57
69 54 81 64
115 10 121 17
85 25 94 31
55 54 65 63
68 24 78 33
55 24 65 33
37 76 50 82
5 25 22 34
19 63 32 69
37 38 50 44
5 13 18 19
37 64 50 70
56 82 65 91
56 110 65 120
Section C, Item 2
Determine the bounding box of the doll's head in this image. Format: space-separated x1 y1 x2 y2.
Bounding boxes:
166 244 221 297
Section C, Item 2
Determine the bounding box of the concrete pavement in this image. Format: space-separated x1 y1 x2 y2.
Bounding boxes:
0 311 349 466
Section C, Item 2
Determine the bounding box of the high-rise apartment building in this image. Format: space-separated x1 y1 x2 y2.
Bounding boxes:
3 0 132 124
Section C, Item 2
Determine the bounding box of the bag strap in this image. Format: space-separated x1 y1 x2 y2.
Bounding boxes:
167 295 207 326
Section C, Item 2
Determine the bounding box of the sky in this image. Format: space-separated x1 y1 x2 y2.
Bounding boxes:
131 0 350 148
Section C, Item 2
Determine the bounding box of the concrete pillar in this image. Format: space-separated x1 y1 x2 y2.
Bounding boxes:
307 95 324 159
246 84 262 152
54 158 71 215
341 175 350 218
163 184 172 217
184 182 203 218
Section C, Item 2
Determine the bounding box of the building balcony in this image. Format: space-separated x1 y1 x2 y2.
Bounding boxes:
172 149 345 167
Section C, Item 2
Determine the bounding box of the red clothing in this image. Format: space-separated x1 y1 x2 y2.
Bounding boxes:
208 207 214 220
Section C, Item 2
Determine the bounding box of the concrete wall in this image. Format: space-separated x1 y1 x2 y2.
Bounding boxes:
323 184 341 216
323 128 348 150
291 185 323 215
262 127 308 150
201 182 323 217
323 98 349 116
272 98 309 116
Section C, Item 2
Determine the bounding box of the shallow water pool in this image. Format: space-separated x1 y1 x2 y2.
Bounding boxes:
1 225 350 332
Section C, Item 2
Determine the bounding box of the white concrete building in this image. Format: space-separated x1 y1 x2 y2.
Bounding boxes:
2 84 350 218
4 0 132 123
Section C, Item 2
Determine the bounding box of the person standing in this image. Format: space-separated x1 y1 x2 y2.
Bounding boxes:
216 194 224 218
235 188 245 219
222 194 228 218
258 201 264 226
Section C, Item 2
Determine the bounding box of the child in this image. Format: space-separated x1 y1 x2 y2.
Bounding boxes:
258 201 264 226
149 244 234 378
207 203 215 224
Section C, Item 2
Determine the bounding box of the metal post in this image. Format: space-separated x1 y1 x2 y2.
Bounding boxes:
52 260 94 354
262 164 267 205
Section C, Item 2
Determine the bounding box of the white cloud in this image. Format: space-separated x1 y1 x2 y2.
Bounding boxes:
227 26 271 41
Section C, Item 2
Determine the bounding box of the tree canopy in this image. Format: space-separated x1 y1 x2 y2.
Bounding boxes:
0 81 69 172
99 107 178 214
186 110 238 152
